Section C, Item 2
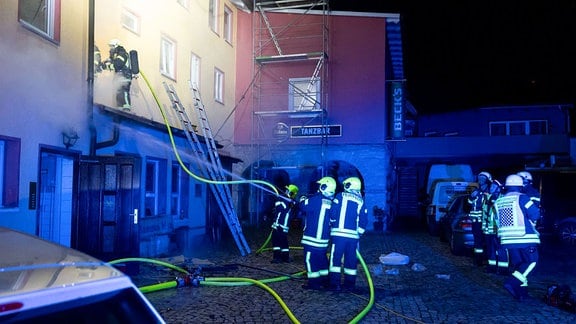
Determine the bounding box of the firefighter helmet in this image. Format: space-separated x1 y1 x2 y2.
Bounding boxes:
517 171 533 183
343 177 362 192
108 38 121 48
285 184 299 199
317 177 336 198
478 171 492 182
505 174 524 187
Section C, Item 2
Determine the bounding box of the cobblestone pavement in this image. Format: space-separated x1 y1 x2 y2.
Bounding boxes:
136 225 576 323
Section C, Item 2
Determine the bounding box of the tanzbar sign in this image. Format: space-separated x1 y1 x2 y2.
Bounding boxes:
290 125 342 138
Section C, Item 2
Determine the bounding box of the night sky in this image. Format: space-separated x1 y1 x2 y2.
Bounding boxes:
330 1 576 114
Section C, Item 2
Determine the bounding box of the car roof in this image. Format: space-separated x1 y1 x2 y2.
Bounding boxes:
0 227 123 297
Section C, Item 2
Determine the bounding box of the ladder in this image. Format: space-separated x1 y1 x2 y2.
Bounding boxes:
163 82 251 256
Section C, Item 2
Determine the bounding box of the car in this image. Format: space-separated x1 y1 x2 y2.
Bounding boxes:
529 169 576 246
0 227 165 323
438 194 475 256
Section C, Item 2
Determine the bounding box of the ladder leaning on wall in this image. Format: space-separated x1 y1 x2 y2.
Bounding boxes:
163 82 251 256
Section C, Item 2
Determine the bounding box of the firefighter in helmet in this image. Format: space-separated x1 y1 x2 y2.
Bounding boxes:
299 176 336 290
105 39 132 110
468 171 493 266
270 184 299 263
328 177 368 292
517 171 541 219
493 174 541 301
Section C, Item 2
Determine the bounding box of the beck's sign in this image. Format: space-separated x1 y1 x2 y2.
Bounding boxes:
290 125 342 138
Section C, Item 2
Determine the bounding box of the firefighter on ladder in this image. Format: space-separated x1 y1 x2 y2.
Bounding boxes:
468 171 493 266
493 174 541 301
299 176 336 290
271 184 299 263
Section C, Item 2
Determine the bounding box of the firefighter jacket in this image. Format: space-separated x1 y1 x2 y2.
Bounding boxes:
467 188 489 223
299 193 333 249
494 191 541 248
109 45 131 78
483 185 502 234
271 196 294 233
330 192 368 240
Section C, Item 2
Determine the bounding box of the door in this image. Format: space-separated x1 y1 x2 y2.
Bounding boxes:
77 156 141 261
38 150 78 247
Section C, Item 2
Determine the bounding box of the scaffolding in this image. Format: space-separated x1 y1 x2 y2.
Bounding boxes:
252 0 329 149
248 0 330 225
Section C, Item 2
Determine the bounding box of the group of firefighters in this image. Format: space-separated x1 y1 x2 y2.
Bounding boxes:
269 176 368 292
467 170 541 301
267 168 542 300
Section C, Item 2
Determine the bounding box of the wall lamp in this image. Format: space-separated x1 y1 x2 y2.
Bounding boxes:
62 129 79 149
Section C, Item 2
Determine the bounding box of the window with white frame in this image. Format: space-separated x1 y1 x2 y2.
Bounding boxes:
121 8 140 34
214 68 224 103
177 0 190 9
489 120 548 136
289 77 321 111
18 0 61 43
145 158 167 216
0 136 21 209
223 6 233 44
190 53 201 90
160 36 176 79
209 0 219 34
171 162 189 219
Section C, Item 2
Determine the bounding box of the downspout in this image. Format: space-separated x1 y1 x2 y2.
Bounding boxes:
88 0 120 156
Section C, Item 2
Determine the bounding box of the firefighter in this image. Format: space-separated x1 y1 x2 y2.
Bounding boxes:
493 174 541 301
517 171 541 218
299 177 336 290
105 39 132 110
328 177 368 292
270 184 299 263
468 171 492 266
485 179 509 274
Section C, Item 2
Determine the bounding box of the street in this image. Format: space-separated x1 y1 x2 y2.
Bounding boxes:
138 226 576 323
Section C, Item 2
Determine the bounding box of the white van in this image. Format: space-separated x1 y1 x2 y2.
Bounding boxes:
426 164 475 195
426 181 478 235
0 227 165 323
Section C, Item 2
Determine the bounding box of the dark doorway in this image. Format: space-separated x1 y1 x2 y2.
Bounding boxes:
77 156 141 261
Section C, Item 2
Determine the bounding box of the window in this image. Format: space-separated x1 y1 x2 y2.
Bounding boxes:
223 6 233 44
121 8 140 34
145 158 167 216
18 0 61 43
0 136 21 209
171 162 189 219
190 53 201 90
177 0 190 9
214 68 224 103
489 120 548 136
209 0 219 34
289 77 321 111
160 36 176 79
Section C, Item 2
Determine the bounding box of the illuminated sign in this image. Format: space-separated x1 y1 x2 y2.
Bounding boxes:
290 125 342 138
389 81 404 139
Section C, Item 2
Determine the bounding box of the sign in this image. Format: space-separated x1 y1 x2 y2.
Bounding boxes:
389 81 404 139
290 125 342 138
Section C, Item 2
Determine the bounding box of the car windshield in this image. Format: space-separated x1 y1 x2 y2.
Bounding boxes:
1 287 162 323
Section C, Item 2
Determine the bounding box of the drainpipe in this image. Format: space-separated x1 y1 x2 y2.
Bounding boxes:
87 0 120 156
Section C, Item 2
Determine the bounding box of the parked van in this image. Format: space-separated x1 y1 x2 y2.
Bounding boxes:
423 164 477 235
426 181 478 235
426 164 475 195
